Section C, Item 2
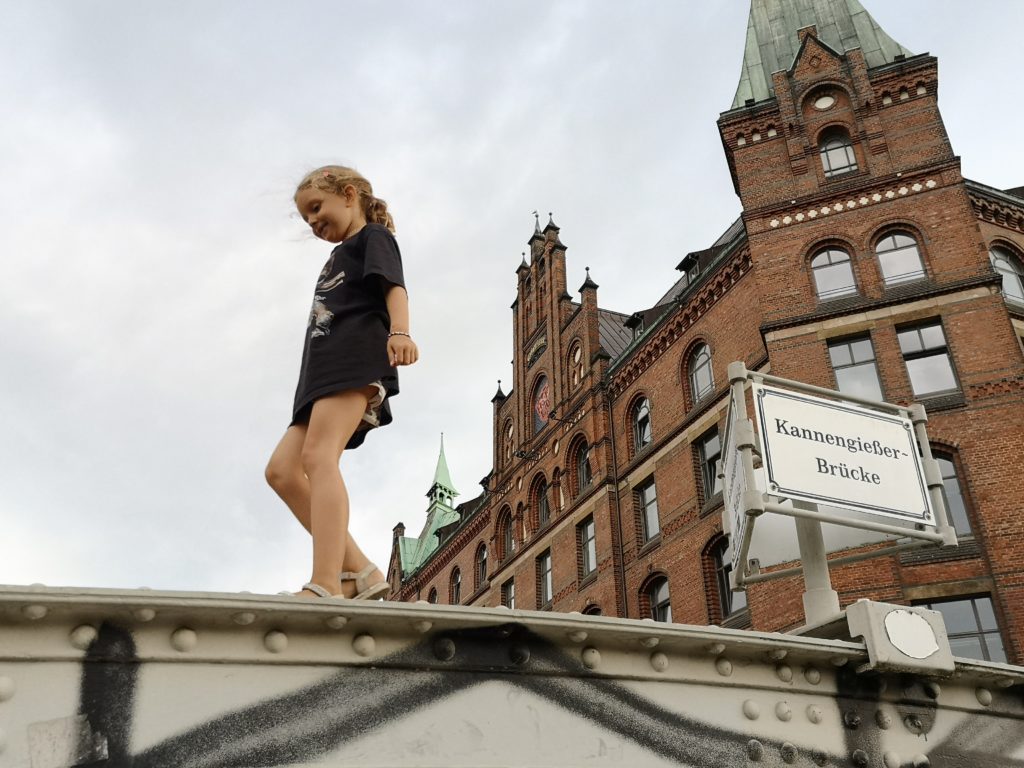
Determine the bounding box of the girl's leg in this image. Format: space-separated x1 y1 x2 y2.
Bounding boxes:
265 424 386 596
298 387 377 596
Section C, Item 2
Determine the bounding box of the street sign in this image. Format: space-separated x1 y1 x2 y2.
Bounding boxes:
753 383 934 526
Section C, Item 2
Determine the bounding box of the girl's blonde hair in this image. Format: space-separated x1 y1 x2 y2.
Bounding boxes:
294 165 395 233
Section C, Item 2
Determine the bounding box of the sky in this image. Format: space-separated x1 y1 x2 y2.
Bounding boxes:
2 1 1021 596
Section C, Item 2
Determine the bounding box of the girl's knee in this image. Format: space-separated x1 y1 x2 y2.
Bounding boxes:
265 457 300 492
300 445 339 478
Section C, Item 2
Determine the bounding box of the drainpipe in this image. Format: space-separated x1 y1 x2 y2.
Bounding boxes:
603 381 629 619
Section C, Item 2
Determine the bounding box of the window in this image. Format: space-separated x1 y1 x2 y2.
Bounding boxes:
632 397 652 452
569 343 584 389
934 452 972 536
647 577 672 622
828 336 883 401
917 596 1006 663
532 376 551 434
427 587 438 604
898 322 958 396
876 232 926 286
989 246 1024 304
582 604 602 616
475 543 488 589
503 420 514 463
537 550 553 607
819 128 858 178
811 247 857 300
498 508 514 561
533 478 551 529
697 429 723 500
688 344 714 402
637 478 660 542
450 568 462 604
712 537 747 617
579 516 597 578
575 442 593 494
501 579 515 609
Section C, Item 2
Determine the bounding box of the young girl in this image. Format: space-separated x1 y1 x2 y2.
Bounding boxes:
265 165 419 599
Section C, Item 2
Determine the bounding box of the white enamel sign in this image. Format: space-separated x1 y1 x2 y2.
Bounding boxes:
753 383 934 526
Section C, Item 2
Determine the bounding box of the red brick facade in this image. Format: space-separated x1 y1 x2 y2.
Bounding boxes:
388 15 1024 665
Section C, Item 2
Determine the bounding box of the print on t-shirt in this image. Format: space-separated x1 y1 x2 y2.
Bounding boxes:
308 254 346 338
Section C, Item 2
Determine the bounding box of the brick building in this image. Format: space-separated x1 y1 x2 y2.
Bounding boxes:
387 0 1024 665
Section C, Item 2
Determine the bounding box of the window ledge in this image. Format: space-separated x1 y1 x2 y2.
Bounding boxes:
638 535 662 557
578 571 598 590
539 601 553 612
915 392 966 412
721 607 752 630
700 492 725 518
900 536 980 565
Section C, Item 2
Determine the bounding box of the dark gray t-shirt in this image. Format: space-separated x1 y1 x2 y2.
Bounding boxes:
291 223 405 449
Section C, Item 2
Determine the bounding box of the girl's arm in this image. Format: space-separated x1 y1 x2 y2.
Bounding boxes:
385 285 419 366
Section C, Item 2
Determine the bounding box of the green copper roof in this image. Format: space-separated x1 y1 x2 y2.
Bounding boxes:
398 435 460 575
430 434 457 497
732 0 914 108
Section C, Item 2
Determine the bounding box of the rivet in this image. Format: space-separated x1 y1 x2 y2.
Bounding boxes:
581 647 601 669
170 628 197 652
232 612 256 626
510 645 530 665
875 710 893 729
996 677 1014 688
776 664 793 682
650 652 668 672
780 742 797 763
831 656 848 667
639 637 659 649
706 642 726 655
412 620 433 633
852 749 869 767
924 681 941 699
324 615 348 629
883 752 902 768
0 677 15 701
22 605 47 620
432 637 455 661
844 710 861 729
768 648 788 661
804 667 821 685
133 608 156 622
69 625 98 650
904 714 925 734
715 658 733 677
352 634 376 657
810 748 828 766
567 630 588 643
264 631 288 654
976 687 992 706
775 701 792 722
806 705 822 724
742 699 760 720
747 739 764 761
912 755 930 767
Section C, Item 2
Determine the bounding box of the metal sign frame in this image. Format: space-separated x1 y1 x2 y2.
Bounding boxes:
721 361 959 627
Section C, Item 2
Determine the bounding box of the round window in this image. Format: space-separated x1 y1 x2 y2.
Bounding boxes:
813 94 836 111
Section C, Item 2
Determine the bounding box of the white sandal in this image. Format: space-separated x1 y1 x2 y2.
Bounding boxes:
341 564 389 600
279 582 344 599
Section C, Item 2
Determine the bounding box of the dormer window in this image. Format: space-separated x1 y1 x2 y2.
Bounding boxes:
632 318 644 339
819 127 859 178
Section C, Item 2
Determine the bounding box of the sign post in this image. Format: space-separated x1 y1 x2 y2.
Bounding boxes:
722 362 958 629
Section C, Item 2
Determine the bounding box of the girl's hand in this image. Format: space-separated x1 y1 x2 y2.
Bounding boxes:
388 334 419 366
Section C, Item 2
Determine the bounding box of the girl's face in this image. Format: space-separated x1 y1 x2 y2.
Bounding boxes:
295 185 366 243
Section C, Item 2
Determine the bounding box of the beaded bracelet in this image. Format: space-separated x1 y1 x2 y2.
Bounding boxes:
388 331 412 339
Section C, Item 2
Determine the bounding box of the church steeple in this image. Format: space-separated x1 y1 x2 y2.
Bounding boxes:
732 0 913 108
427 433 458 504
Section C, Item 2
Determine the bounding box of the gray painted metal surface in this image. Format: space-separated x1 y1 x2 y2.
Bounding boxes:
732 0 915 108
0 586 1021 767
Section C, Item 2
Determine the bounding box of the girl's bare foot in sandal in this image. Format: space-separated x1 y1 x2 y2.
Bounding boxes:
340 564 388 599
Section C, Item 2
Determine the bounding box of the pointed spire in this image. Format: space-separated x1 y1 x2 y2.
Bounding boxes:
516 252 530 274
491 379 506 403
533 210 541 233
580 266 599 292
430 433 457 497
731 0 914 108
544 212 559 232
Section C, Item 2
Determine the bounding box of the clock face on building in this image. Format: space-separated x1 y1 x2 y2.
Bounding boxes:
533 377 551 433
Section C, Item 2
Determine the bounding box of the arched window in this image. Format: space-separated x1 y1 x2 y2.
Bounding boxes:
497 507 514 561
450 567 462 605
810 246 857 299
475 543 488 589
818 127 858 178
532 376 551 435
876 231 925 286
568 342 584 389
632 397 652 453
688 344 714 403
582 604 602 616
934 451 973 537
711 537 747 618
989 246 1024 304
427 587 438 604
537 479 551 528
503 420 514 463
646 577 672 622
574 441 593 495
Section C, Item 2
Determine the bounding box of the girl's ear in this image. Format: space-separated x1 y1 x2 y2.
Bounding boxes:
342 184 359 205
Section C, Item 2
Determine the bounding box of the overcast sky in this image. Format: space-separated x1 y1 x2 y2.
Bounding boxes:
1 1 1020 595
